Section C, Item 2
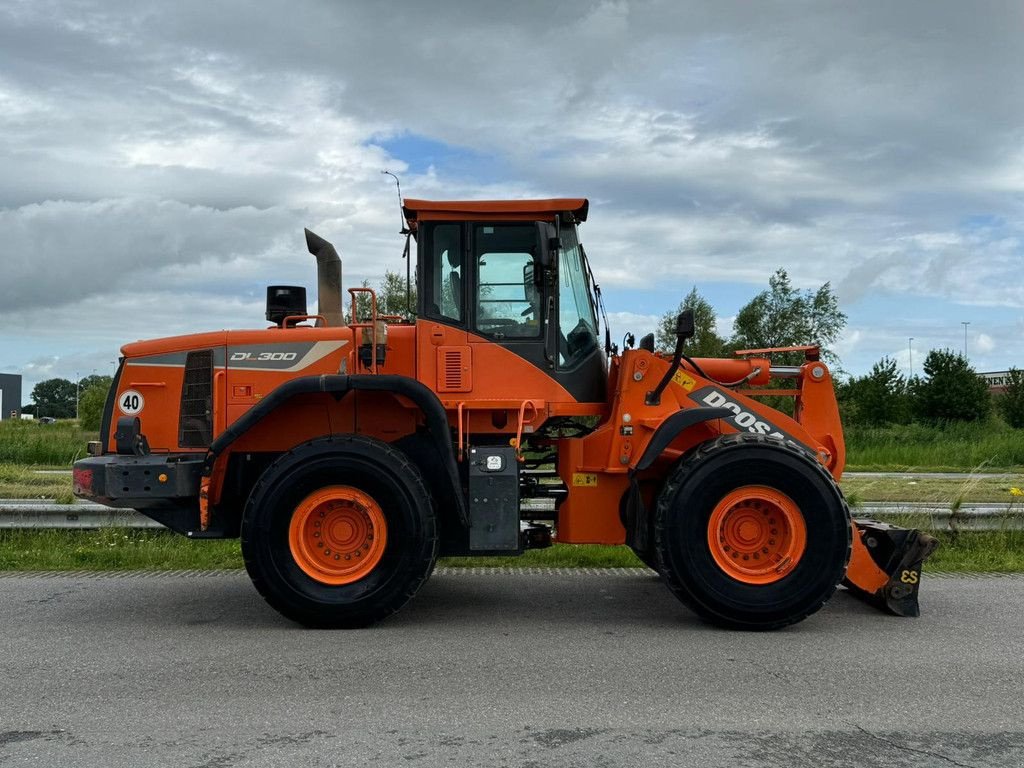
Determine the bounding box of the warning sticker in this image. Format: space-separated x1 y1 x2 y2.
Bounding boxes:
672 370 696 391
572 473 599 487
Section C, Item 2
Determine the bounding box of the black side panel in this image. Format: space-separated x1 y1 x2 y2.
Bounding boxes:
98 359 124 455
634 407 734 470
178 349 214 447
468 445 520 551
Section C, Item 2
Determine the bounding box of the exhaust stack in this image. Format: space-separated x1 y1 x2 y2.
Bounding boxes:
304 228 344 327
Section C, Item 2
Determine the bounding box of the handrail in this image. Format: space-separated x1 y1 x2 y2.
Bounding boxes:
347 287 380 374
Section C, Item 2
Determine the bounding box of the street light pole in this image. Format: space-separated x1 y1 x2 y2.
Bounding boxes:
908 337 914 378
961 321 970 358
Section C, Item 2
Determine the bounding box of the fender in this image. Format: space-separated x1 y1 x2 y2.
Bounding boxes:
203 374 468 526
633 407 733 471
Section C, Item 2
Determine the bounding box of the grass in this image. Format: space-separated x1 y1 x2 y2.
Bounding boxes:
441 544 642 568
0 532 641 572
0 529 1020 573
0 420 96 466
921 531 1024 573
0 463 74 500
0 417 1021 573
845 420 1024 471
840 474 1024 504
0 529 242 571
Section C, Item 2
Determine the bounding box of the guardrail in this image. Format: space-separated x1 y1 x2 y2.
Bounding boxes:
1 499 1022 531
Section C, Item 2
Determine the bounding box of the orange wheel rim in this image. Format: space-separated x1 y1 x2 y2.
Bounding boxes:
707 485 806 585
288 486 388 585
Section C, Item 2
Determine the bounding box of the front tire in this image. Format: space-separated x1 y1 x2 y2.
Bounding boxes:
654 434 851 630
241 435 438 628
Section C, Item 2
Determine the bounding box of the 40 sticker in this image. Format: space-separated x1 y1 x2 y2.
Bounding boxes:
118 390 145 415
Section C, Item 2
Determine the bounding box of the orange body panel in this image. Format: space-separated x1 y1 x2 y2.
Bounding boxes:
115 316 847 546
552 349 846 544
845 530 892 594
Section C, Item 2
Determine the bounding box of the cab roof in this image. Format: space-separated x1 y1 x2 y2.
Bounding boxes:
402 198 588 228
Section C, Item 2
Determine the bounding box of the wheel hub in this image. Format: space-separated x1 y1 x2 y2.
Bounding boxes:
707 485 806 584
288 486 387 585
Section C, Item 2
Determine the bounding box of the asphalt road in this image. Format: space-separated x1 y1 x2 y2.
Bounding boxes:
1 569 1022 767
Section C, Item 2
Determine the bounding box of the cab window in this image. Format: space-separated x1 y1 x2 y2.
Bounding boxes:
473 224 541 339
558 223 599 367
427 223 463 323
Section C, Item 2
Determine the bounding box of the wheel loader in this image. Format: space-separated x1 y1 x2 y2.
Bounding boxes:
73 197 937 629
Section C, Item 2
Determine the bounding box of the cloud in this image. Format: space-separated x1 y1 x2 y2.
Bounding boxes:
0 0 1022 392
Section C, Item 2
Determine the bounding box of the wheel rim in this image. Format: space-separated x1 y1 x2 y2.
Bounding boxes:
707 485 807 584
288 486 388 585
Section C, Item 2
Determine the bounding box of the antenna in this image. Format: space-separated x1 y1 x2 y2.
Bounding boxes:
382 170 413 318
381 170 405 233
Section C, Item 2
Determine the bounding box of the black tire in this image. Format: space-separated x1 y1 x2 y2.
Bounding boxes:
654 433 851 630
241 435 438 628
629 546 661 573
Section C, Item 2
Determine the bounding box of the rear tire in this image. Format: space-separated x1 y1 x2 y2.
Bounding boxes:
654 433 851 630
241 435 438 628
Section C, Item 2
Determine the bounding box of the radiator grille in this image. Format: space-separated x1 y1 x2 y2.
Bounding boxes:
437 346 471 392
178 349 214 447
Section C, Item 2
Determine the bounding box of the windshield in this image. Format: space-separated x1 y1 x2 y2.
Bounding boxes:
558 222 599 367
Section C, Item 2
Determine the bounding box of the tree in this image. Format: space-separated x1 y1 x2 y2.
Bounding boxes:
656 287 726 356
31 378 77 419
996 368 1024 429
345 270 416 323
911 349 991 423
77 374 110 393
841 357 909 426
77 376 113 431
378 269 416 319
730 269 847 365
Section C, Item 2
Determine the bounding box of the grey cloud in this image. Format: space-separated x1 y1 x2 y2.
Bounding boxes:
0 198 299 312
0 0 1022 386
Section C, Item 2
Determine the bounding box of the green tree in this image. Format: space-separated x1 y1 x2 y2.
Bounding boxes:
656 286 727 356
77 374 111 393
911 349 991 423
842 357 909 426
730 268 847 365
996 368 1024 428
77 377 113 430
345 270 416 323
378 269 417 319
31 378 77 419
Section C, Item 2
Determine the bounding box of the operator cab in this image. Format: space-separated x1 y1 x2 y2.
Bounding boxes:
404 199 606 403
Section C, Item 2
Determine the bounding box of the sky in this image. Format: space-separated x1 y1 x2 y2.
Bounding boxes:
2 0 1023 401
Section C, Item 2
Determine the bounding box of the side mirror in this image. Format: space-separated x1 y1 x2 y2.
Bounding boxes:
535 222 558 269
676 309 695 342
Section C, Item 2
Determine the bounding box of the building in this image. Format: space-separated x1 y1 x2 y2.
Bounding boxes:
0 373 22 420
979 371 1014 394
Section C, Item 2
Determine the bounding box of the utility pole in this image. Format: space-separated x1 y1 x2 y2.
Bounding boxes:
961 321 970 358
908 337 914 378
75 372 80 420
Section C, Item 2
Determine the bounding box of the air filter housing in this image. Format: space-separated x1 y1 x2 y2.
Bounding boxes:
266 285 307 327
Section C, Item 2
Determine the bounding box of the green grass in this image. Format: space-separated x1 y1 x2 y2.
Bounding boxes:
0 463 73 499
840 474 1024 504
845 421 1024 471
0 420 96 466
0 417 1021 573
441 544 642 568
0 529 242 571
925 531 1024 573
0 533 642 572
0 530 1020 573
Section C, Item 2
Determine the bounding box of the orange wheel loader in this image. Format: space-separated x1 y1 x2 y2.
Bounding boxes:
73 198 937 629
